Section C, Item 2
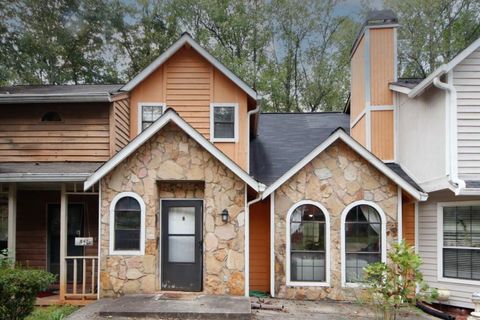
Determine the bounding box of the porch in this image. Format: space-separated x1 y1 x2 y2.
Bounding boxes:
0 182 99 305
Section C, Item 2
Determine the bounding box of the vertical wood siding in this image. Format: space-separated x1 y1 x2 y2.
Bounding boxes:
111 97 131 155
129 45 250 170
351 36 366 122
249 197 270 292
418 190 480 308
0 103 110 162
402 201 415 246
371 110 394 160
351 115 366 147
370 28 394 106
454 48 480 179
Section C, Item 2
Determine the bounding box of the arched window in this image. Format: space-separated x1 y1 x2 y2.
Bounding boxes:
41 111 62 122
109 192 145 255
342 201 385 285
287 201 330 285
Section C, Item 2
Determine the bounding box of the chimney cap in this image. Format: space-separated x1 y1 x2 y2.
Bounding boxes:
365 9 398 26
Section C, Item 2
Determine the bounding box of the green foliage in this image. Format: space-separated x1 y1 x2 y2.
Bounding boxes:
0 267 56 320
25 305 78 320
363 241 437 320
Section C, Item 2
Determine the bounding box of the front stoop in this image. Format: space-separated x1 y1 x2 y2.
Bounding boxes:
95 294 251 319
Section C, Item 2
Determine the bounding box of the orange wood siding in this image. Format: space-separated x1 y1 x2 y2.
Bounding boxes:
129 45 250 170
351 115 366 147
371 110 394 160
0 103 110 162
249 197 270 292
370 28 394 106
402 201 415 247
110 97 130 155
351 36 366 122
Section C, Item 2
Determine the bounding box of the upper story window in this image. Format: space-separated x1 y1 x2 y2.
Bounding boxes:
210 103 238 142
342 201 385 286
109 192 145 255
441 204 480 282
287 201 330 286
138 103 164 133
41 111 62 122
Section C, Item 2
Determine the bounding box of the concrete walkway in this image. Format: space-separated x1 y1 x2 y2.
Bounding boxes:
67 295 438 320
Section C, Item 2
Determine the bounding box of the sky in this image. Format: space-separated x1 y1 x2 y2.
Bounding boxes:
334 0 384 19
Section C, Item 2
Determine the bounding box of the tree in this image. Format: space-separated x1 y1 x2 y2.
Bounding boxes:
384 0 480 78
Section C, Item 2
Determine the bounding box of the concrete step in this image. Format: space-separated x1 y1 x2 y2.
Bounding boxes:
83 294 251 320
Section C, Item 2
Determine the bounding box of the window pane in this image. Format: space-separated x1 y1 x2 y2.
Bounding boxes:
115 230 140 250
214 123 234 139
291 222 325 251
291 252 325 282
168 207 195 235
169 236 195 263
115 211 140 230
214 106 234 122
345 223 380 253
346 253 381 283
443 248 480 281
141 105 162 131
115 197 140 211
291 205 325 222
114 196 142 251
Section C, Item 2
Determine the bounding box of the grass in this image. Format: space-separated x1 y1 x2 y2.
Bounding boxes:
26 305 79 320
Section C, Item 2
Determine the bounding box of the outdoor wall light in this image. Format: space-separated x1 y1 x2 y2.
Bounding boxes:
221 209 229 222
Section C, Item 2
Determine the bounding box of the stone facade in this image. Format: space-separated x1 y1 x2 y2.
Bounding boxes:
99 123 246 297
274 140 398 300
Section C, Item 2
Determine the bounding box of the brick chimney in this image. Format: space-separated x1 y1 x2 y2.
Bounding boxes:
350 10 399 161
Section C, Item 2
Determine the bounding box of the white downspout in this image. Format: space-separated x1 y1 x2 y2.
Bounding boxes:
247 99 261 173
244 183 266 297
433 75 465 194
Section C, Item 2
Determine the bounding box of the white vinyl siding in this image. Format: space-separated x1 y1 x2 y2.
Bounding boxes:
454 48 480 180
418 190 480 308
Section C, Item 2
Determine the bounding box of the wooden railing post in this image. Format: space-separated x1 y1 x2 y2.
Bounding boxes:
59 184 67 302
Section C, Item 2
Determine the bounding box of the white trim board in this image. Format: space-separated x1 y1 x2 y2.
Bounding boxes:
261 129 428 201
209 103 239 143
285 200 331 287
409 37 480 98
121 33 258 100
84 108 262 192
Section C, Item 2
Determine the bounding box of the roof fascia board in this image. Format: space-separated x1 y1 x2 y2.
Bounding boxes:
261 130 427 201
0 93 112 104
409 37 480 98
120 34 257 100
0 173 90 183
389 84 412 95
84 110 260 191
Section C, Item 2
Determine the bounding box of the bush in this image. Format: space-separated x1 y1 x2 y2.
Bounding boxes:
25 305 78 320
363 240 437 320
0 267 56 320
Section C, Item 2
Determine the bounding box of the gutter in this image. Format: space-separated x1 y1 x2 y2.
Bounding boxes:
0 92 112 104
433 75 466 195
0 173 91 183
246 97 262 173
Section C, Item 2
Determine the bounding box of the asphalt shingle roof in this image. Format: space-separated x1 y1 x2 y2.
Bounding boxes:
0 84 123 95
390 78 424 89
250 112 350 185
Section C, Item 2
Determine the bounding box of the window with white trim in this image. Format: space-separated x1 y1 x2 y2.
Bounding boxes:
211 104 237 141
442 205 480 281
110 193 145 255
289 204 326 282
344 204 382 283
139 104 163 131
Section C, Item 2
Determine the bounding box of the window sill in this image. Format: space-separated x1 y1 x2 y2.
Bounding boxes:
211 138 237 143
109 250 144 256
287 281 330 287
342 282 369 288
437 276 480 286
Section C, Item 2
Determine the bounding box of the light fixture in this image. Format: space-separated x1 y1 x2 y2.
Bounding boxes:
221 209 229 222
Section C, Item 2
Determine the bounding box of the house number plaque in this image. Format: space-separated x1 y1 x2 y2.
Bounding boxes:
75 237 94 246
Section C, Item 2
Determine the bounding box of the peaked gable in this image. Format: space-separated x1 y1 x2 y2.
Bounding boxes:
121 33 257 100
84 108 262 191
261 129 428 201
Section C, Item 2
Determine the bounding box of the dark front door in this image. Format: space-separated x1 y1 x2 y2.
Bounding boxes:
47 203 85 282
161 200 203 291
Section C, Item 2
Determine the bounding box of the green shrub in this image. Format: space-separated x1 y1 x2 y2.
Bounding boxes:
25 305 78 320
363 240 437 320
0 267 56 320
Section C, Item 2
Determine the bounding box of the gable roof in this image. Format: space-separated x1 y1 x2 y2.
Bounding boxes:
84 108 263 191
406 36 480 98
261 128 428 201
120 33 258 100
250 112 350 185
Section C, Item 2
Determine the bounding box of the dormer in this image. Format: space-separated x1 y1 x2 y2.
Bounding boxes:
119 33 258 170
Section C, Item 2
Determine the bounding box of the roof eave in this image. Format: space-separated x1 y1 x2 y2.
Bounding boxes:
0 173 91 183
0 93 112 104
389 84 412 95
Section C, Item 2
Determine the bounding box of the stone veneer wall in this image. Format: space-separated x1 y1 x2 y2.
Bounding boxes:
274 140 398 300
99 123 246 297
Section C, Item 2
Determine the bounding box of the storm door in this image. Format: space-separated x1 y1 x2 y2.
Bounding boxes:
161 200 203 291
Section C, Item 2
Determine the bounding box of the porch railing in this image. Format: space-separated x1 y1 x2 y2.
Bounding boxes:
64 256 98 300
